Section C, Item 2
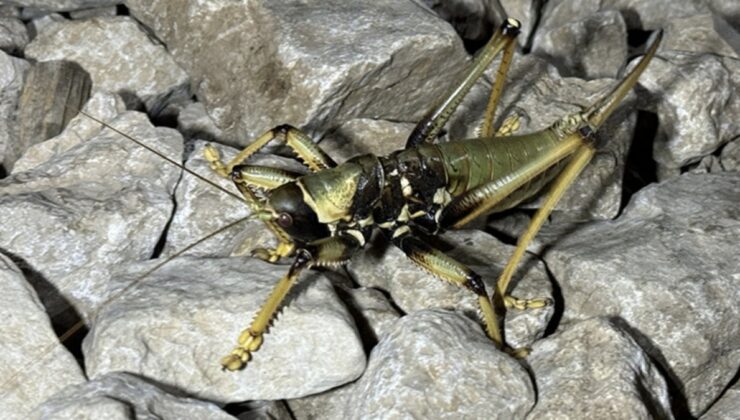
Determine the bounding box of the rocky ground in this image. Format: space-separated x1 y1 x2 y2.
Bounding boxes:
0 1 738 419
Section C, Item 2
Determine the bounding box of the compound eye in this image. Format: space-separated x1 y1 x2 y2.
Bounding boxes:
277 212 293 228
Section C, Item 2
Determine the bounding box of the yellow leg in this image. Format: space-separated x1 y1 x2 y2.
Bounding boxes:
494 144 596 309
479 32 517 138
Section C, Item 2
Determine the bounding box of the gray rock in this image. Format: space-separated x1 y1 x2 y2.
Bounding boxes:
0 50 29 175
1 1 120 13
25 16 190 113
719 137 740 171
662 13 738 58
704 0 740 33
318 118 413 163
526 317 672 419
228 400 293 420
0 253 86 420
84 256 366 402
638 52 739 177
12 90 126 173
10 60 92 172
419 0 491 44
125 0 468 146
349 229 553 349
68 6 118 19
0 6 20 18
338 286 401 343
34 372 234 420
0 111 182 320
177 101 225 143
543 172 740 416
702 380 740 420
500 0 538 47
344 310 535 419
532 9 628 79
0 17 28 54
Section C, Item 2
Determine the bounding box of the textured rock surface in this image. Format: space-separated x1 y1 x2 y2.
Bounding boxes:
34 372 234 420
0 111 182 320
2 1 120 13
527 318 672 419
350 229 553 349
0 17 28 53
84 256 365 402
0 253 86 420
544 172 740 416
345 310 535 419
25 16 190 112
318 118 413 163
126 0 468 145
0 50 29 174
702 381 740 420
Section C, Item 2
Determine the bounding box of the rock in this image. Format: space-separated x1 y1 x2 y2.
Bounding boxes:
704 0 740 33
83 256 366 402
451 53 638 220
661 14 738 58
12 91 126 173
500 0 538 47
125 0 468 146
638 52 739 177
68 6 118 19
227 400 293 420
25 16 190 113
344 310 535 419
719 137 740 171
177 101 225 143
318 118 413 163
2 1 120 14
543 172 740 416
532 9 628 79
349 229 553 349
527 318 672 419
0 253 86 420
10 60 92 172
701 380 740 420
34 372 234 420
0 50 29 175
0 17 28 54
0 111 182 320
420 0 491 45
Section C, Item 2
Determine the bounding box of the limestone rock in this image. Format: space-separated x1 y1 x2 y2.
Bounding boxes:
0 50 29 175
0 111 182 320
2 1 120 14
701 380 740 420
125 0 468 145
0 253 86 420
25 16 190 113
344 310 535 419
34 372 234 420
543 172 740 415
527 318 672 419
84 257 366 402
0 17 28 54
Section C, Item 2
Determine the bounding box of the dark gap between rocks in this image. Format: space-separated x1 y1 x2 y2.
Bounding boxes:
116 4 130 16
539 259 563 339
609 316 694 419
621 110 659 211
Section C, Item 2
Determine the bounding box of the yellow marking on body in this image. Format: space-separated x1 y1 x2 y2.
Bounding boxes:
345 229 366 246
392 225 411 239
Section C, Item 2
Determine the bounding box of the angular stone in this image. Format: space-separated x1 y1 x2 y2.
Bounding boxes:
12 91 126 173
126 0 468 146
2 1 120 13
662 14 738 58
84 256 366 402
0 111 182 320
527 318 672 419
719 137 740 171
0 50 29 175
344 310 535 419
25 16 190 113
420 0 491 44
500 0 538 47
10 60 92 172
701 380 740 420
318 118 413 163
227 400 293 420
638 52 739 176
533 9 628 79
0 17 28 54
0 253 85 420
34 372 234 420
177 101 225 143
68 6 117 19
349 229 553 349
543 172 740 415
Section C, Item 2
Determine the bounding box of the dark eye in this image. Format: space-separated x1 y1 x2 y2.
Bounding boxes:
277 212 293 228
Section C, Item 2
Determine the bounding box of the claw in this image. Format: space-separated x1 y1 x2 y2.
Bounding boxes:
505 346 530 359
504 295 553 310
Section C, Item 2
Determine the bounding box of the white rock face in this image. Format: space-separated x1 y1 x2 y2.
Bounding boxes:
544 172 740 416
34 372 234 420
527 318 672 419
25 16 190 112
0 111 183 320
0 253 85 420
125 0 468 145
84 256 366 402
344 310 535 419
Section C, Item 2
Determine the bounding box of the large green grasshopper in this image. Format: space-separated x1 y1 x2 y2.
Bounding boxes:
176 18 662 370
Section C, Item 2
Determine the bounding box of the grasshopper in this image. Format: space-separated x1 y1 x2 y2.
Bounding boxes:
30 17 662 375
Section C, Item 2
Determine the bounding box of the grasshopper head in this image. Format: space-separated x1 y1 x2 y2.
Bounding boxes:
268 182 329 243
